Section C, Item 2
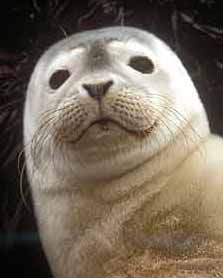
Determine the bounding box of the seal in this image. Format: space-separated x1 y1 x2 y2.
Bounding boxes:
24 26 223 278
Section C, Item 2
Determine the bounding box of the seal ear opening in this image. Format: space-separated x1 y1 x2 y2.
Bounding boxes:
128 56 154 74
49 69 70 90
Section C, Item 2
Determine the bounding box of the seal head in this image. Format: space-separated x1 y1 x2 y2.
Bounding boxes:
24 26 208 184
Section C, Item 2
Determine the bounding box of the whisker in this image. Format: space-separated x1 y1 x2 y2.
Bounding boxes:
19 159 30 211
146 96 206 161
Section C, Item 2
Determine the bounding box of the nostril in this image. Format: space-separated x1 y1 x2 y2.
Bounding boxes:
83 80 113 100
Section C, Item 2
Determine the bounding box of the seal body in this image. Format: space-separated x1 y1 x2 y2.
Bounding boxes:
24 26 223 277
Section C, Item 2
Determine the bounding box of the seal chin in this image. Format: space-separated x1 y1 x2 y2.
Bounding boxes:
68 117 155 146
69 120 132 149
64 119 151 182
66 119 157 172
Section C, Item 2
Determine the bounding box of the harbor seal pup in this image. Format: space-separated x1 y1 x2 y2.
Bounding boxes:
24 26 223 277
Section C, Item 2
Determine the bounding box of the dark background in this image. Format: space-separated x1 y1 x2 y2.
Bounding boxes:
0 1 222 277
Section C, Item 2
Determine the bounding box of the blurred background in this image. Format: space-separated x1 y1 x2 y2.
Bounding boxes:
0 0 222 277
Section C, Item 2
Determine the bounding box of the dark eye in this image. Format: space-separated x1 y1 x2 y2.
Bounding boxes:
128 56 154 74
49 69 70 90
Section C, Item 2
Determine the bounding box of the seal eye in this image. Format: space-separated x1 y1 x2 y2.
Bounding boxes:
49 69 70 90
128 56 154 74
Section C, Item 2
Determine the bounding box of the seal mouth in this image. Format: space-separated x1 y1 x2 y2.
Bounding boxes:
67 117 156 145
88 118 122 130
90 118 114 127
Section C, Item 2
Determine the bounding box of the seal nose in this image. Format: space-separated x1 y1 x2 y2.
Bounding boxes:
83 80 113 100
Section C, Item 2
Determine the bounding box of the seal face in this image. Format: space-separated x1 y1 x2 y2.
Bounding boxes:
24 26 206 183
